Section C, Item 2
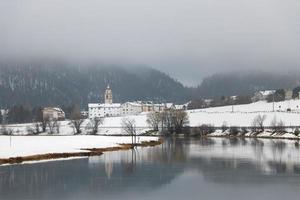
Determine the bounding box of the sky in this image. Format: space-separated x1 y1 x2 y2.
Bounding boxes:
1 0 300 86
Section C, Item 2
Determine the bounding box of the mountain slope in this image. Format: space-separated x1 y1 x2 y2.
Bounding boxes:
0 62 190 108
195 72 300 98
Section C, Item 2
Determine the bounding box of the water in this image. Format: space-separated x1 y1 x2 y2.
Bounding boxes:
1 137 300 200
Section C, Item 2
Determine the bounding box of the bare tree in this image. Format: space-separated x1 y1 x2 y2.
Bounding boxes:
122 118 136 145
87 117 104 135
252 114 267 132
26 125 35 135
35 107 48 132
170 109 189 134
277 120 285 134
56 121 61 134
199 124 215 135
69 105 84 134
270 117 285 134
47 119 59 134
0 124 13 135
162 109 173 133
146 112 160 131
221 121 228 133
270 116 278 133
34 122 41 134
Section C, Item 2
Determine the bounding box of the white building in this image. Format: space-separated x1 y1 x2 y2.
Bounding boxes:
88 86 183 118
252 90 276 102
121 102 143 115
88 85 122 118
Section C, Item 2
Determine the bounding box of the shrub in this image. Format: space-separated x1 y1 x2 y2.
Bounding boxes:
200 124 215 135
229 126 239 136
221 122 228 133
0 125 13 135
294 128 300 136
241 127 248 135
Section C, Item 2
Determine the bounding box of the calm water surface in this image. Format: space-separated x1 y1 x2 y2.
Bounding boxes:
1 137 300 200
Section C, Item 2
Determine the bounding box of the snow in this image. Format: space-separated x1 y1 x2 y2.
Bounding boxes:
0 135 158 159
3 99 300 136
258 90 276 96
88 103 121 108
188 99 300 127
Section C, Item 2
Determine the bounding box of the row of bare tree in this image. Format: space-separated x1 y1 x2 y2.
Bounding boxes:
146 109 189 134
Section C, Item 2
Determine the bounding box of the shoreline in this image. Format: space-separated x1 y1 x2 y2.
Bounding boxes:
199 133 300 141
0 139 163 166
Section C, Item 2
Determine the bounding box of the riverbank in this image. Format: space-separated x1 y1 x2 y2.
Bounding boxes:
0 135 162 165
203 129 300 140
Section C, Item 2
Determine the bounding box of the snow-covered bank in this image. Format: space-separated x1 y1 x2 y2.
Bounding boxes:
0 135 158 159
208 130 299 139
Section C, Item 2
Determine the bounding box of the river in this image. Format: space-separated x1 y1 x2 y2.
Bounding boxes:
1 137 300 200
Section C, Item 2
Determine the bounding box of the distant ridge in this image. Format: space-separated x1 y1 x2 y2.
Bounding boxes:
193 72 300 98
1 61 300 108
0 62 190 108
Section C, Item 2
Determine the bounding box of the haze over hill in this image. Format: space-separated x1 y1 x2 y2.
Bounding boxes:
1 61 300 108
0 62 190 108
1 0 300 85
194 71 300 98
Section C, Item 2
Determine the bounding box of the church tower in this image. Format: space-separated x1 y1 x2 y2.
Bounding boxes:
104 85 113 104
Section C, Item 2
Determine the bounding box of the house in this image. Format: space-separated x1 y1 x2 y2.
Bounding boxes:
42 107 65 120
139 101 155 112
81 111 89 118
174 104 188 110
203 99 213 107
165 103 175 110
153 103 166 112
121 102 142 115
285 90 293 100
252 90 275 102
88 85 122 118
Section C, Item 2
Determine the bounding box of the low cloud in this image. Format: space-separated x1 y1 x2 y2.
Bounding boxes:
1 0 300 86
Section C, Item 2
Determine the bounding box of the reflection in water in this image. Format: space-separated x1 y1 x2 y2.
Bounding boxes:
1 138 300 200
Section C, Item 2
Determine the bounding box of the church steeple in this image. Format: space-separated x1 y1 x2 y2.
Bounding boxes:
104 85 113 104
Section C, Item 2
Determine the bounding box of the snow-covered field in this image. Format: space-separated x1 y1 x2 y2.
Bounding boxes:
188 99 300 127
3 99 300 135
0 135 158 159
5 114 149 136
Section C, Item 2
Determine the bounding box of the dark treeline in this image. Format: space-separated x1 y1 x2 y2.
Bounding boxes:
2 104 76 124
187 95 252 110
194 72 300 98
0 62 190 108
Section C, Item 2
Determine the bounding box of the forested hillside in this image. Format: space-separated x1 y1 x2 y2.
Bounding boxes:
0 62 190 108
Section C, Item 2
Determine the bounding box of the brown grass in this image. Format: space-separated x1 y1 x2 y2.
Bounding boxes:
0 139 163 166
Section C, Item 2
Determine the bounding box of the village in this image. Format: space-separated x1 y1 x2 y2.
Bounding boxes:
1 84 300 138
3 86 299 124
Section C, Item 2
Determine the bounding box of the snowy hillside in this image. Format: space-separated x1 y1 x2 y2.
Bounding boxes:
188 99 300 127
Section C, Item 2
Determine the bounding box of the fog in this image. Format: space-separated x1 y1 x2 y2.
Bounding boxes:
1 0 300 86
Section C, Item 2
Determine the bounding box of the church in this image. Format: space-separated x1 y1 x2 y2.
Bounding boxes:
88 85 179 119
88 85 122 118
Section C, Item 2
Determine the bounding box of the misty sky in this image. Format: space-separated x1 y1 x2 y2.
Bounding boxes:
1 0 300 86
